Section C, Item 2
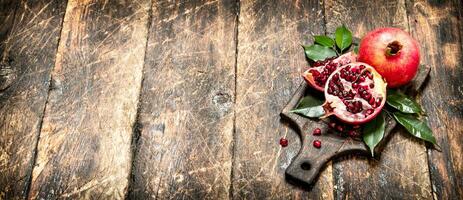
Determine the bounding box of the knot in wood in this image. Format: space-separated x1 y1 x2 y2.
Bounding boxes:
212 92 232 115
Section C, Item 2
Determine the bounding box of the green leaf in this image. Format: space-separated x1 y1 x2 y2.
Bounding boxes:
387 89 423 114
294 94 324 108
314 35 335 47
363 112 386 156
393 112 437 145
290 95 325 118
304 44 337 61
335 25 352 52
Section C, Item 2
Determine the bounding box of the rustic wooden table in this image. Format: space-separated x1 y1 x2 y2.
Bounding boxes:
0 0 462 199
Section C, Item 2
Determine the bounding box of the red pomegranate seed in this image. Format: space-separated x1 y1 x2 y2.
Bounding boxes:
313 140 322 148
311 70 320 76
366 71 373 79
365 109 374 116
359 76 366 82
364 93 372 101
313 128 322 135
376 98 382 105
368 97 376 105
279 138 288 147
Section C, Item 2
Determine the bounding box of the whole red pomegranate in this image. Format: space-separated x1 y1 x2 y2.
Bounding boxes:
323 62 387 124
358 28 420 88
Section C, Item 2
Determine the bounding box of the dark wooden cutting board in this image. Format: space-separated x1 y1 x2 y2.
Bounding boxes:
281 65 430 187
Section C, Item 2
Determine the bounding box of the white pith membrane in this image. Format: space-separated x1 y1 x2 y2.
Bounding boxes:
323 62 387 124
303 52 357 91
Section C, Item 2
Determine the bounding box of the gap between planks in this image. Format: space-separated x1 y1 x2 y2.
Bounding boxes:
229 0 241 199
125 0 154 199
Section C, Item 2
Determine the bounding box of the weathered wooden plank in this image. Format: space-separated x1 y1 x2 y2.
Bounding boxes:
0 0 67 199
128 0 237 199
324 0 432 199
0 0 16 54
28 0 151 199
406 0 463 199
233 0 333 199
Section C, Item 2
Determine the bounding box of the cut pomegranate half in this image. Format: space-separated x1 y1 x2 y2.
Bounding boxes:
303 52 357 92
323 62 387 124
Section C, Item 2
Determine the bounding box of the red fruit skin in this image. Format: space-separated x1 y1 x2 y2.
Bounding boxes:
358 28 420 88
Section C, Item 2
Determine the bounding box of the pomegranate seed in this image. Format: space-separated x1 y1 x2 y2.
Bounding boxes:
366 71 373 79
369 97 375 105
375 98 382 106
313 140 322 148
359 76 366 82
359 65 366 70
364 93 372 101
366 109 374 115
347 103 355 110
352 83 359 88
369 83 375 88
279 138 288 147
349 75 356 82
313 128 322 135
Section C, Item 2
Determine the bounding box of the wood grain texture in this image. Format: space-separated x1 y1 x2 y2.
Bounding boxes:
28 0 151 199
324 0 432 199
233 0 333 199
0 0 66 199
129 0 237 199
0 0 15 55
406 0 463 199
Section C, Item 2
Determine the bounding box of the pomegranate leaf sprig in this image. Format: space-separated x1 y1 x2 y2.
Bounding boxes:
385 90 437 145
304 25 353 61
361 90 437 156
